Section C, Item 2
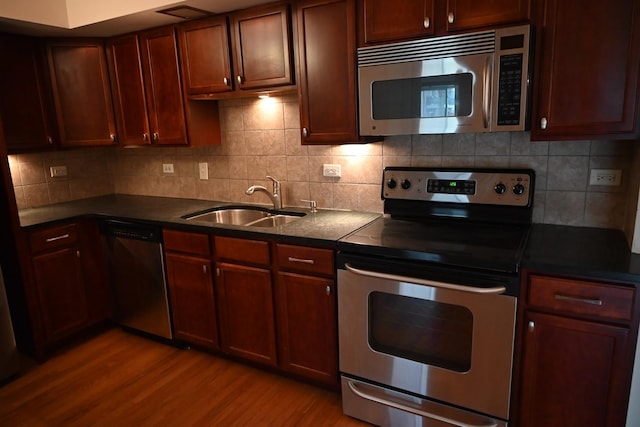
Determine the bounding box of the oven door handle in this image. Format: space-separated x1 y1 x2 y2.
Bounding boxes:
346 379 498 427
344 263 507 295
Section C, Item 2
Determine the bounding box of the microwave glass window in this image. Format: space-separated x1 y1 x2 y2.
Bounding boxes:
372 73 473 120
368 291 473 372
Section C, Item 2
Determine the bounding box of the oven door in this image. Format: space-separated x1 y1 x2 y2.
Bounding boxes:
358 53 492 136
337 258 516 421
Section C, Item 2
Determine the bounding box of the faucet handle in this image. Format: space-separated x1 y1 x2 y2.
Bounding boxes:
301 199 317 213
266 175 280 193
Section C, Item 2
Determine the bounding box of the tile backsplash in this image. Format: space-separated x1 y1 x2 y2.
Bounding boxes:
8 94 636 233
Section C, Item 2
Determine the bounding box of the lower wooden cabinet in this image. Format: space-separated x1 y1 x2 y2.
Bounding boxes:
164 229 218 350
24 220 109 357
516 273 637 427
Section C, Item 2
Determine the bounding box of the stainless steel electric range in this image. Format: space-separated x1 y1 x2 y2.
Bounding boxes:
337 167 535 427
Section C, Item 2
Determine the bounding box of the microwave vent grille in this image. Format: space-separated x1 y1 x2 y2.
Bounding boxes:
358 30 495 67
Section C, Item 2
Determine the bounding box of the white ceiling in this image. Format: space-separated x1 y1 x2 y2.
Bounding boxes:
0 0 274 37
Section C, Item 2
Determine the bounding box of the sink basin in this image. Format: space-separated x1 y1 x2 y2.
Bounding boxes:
182 206 304 227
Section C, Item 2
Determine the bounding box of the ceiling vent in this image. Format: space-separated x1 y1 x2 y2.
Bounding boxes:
156 6 210 20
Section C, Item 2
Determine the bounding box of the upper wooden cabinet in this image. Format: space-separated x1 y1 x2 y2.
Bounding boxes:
178 16 234 95
531 0 640 140
231 3 294 90
0 35 57 152
46 39 117 147
359 0 530 45
108 27 221 146
296 0 373 143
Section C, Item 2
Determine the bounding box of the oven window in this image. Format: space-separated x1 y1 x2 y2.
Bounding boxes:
371 73 473 120
368 291 473 372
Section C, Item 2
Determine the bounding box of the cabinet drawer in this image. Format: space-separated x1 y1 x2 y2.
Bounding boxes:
163 229 211 256
528 275 635 322
276 244 334 276
29 223 78 253
214 236 270 266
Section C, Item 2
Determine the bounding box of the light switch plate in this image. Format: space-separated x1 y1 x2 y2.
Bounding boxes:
50 165 68 177
198 162 208 180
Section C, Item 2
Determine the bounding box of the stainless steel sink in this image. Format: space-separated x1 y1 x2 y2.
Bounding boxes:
182 206 304 227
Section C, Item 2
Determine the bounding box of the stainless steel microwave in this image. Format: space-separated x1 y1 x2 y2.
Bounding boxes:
358 25 532 135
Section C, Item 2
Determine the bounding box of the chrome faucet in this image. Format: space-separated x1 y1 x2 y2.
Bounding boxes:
245 176 282 210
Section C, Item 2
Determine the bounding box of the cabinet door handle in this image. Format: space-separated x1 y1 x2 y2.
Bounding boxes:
153 132 159 141
216 267 221 277
447 12 455 24
223 77 230 86
423 17 430 29
76 250 81 258
202 265 207 274
302 127 309 137
528 321 535 332
143 133 149 141
288 256 315 265
326 286 331 296
555 294 603 306
236 75 243 85
46 234 69 243
110 134 116 143
47 136 54 144
540 117 548 130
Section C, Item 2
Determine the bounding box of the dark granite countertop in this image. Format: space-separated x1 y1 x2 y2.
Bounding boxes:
523 224 640 285
18 195 640 284
18 194 381 247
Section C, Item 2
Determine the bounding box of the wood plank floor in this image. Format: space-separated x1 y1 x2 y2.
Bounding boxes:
0 328 370 426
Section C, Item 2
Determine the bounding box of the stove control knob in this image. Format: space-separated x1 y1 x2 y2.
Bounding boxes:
401 179 411 190
513 183 526 195
387 178 397 189
494 183 507 195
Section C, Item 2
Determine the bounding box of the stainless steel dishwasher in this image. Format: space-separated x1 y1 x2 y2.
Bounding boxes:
101 220 173 340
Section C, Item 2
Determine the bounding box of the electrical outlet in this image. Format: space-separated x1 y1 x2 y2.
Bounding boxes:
162 163 174 174
49 165 68 177
198 162 208 180
589 169 622 186
323 163 341 178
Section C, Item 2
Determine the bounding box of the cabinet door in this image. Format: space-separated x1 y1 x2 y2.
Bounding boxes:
165 253 218 350
139 27 188 145
178 16 234 95
296 0 361 143
531 0 640 140
46 39 117 147
445 0 529 32
361 0 434 44
32 247 88 342
0 35 56 152
231 4 294 90
106 34 151 146
216 262 277 366
518 311 630 427
276 272 338 385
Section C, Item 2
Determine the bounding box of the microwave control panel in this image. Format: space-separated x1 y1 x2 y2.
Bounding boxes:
382 168 534 207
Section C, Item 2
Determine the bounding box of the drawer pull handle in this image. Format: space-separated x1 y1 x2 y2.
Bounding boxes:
45 234 69 242
288 257 315 265
555 294 603 306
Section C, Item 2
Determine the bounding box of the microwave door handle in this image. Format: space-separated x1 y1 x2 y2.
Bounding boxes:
482 56 492 129
344 263 506 294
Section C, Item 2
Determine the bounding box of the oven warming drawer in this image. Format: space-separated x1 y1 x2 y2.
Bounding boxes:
341 376 507 427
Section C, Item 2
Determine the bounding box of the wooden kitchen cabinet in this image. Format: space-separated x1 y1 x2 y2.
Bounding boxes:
0 35 57 152
531 0 640 140
45 39 117 147
164 229 219 350
275 243 338 386
231 2 294 90
214 236 277 367
516 273 637 427
358 0 529 45
24 221 109 356
178 16 234 95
